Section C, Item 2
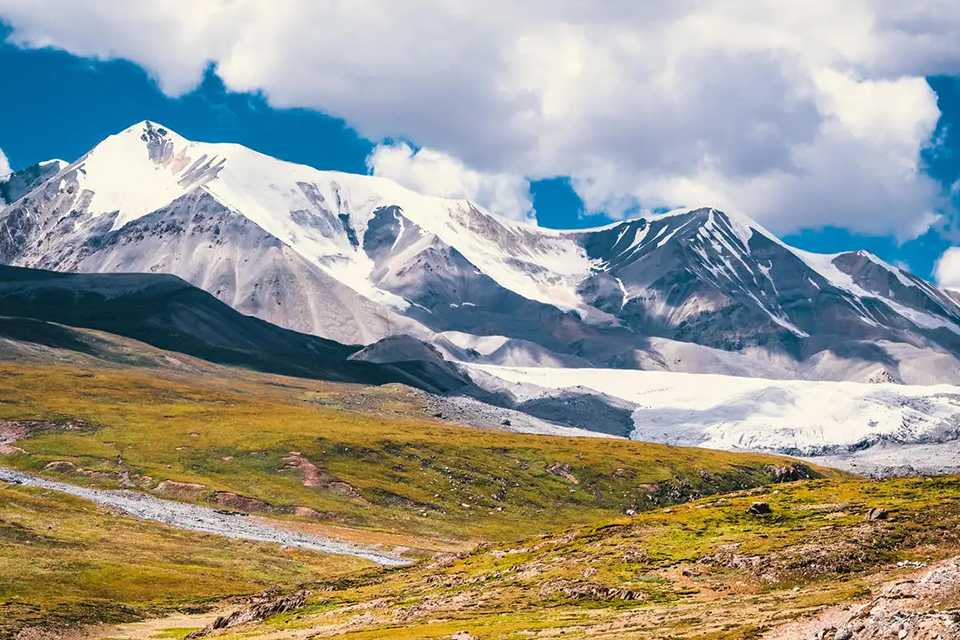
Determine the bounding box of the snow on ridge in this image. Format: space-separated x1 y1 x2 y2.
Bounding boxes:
46 121 594 310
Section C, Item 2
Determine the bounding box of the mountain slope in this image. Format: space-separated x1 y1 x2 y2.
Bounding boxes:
0 265 470 393
0 159 66 205
2 121 960 383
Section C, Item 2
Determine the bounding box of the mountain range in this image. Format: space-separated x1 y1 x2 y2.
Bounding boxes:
5 121 960 472
3 121 960 387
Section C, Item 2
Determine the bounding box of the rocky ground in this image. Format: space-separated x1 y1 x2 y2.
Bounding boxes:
410 389 621 438
0 467 409 566
807 440 960 478
768 556 960 639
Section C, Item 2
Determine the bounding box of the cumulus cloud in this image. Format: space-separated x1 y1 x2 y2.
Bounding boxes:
0 147 10 179
368 142 534 222
1 0 960 234
935 246 960 290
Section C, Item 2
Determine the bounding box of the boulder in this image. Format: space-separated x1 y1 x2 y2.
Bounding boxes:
747 502 772 515
866 507 890 521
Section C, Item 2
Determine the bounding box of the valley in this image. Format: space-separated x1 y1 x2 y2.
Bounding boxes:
3 121 960 639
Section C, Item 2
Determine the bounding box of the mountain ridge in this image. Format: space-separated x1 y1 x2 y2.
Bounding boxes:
3 120 960 384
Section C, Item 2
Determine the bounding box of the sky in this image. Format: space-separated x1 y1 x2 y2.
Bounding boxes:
3 2 960 282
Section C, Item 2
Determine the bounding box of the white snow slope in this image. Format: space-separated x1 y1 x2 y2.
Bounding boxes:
469 364 960 456
66 122 594 311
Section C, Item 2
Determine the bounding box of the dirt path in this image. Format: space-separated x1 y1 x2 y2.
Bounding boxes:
0 466 410 566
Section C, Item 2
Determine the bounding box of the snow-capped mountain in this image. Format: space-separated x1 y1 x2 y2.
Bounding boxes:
3 121 960 384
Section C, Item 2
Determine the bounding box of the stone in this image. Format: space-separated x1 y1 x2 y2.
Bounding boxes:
747 502 772 515
866 507 890 521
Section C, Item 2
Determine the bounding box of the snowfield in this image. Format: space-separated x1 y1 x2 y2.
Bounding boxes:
468 364 960 456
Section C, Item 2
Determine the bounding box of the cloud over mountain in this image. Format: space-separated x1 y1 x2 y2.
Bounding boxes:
0 146 10 179
367 142 535 223
1 1 958 235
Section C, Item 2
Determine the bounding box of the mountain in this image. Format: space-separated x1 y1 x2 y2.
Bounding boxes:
2 121 960 384
0 264 470 393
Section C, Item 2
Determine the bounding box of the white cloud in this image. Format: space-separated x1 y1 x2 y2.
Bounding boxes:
935 246 960 290
367 143 534 223
1 1 960 234
0 147 10 179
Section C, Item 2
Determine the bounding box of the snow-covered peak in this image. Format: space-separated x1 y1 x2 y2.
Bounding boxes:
34 121 595 310
8 120 960 374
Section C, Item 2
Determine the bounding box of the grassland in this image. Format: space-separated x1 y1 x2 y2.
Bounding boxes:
0 361 828 542
206 475 960 639
0 340 855 638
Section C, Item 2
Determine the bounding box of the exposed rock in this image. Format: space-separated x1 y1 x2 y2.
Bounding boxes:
451 633 482 640
0 445 26 455
747 502 773 515
186 591 307 638
544 462 580 485
538 579 647 602
765 556 960 639
282 452 366 501
769 464 815 483
293 506 324 519
153 480 208 500
282 452 324 487
866 507 890 521
44 461 77 473
212 492 271 513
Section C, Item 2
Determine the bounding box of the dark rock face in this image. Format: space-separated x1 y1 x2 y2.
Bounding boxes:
0 161 64 205
0 264 469 394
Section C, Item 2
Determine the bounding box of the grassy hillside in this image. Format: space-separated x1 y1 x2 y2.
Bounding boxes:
0 361 829 542
0 482 375 639
210 475 960 639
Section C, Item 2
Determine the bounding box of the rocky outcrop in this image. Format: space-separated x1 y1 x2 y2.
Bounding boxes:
768 556 960 639
770 464 816 483
186 591 307 638
544 462 579 485
538 579 647 602
212 492 271 513
865 507 890 521
281 452 366 501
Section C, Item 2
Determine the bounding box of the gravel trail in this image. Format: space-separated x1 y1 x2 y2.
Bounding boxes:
0 466 410 566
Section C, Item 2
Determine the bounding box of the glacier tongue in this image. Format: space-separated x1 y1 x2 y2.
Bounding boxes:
467 364 960 456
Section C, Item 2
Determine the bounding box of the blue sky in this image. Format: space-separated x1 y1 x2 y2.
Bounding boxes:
1 12 959 279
